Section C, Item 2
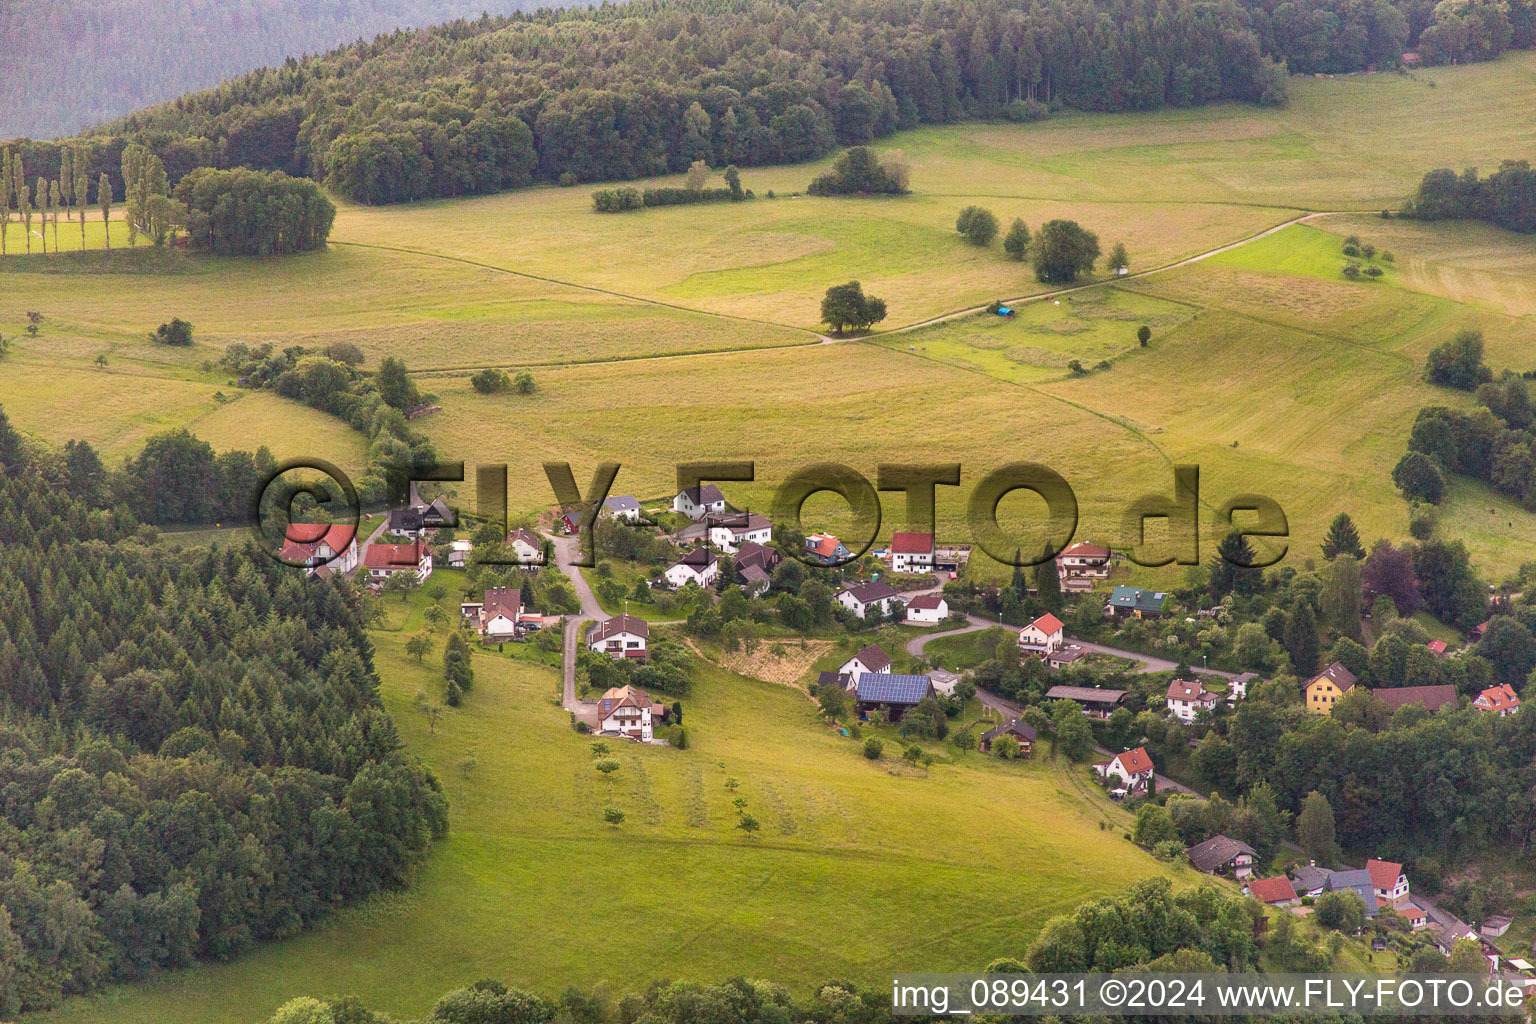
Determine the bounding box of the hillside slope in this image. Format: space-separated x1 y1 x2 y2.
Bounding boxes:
0 0 548 139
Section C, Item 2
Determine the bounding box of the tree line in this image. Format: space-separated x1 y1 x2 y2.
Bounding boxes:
0 433 448 1014
1402 161 1536 234
12 0 1297 207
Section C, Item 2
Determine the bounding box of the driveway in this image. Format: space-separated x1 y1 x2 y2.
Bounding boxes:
546 532 604 712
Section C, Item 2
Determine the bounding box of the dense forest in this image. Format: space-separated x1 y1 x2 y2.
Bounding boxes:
6 0 1533 208
0 408 448 1014
0 0 549 140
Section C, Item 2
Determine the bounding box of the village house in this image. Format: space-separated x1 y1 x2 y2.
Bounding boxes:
1166 677 1221 723
1475 683 1521 716
459 587 523 640
839 644 891 681
887 532 936 573
663 546 719 589
1094 746 1154 797
851 673 934 721
673 484 727 520
1046 684 1128 719
1367 858 1410 905
836 580 902 619
1290 864 1330 898
507 527 544 563
281 523 359 577
1245 876 1298 906
588 615 649 660
1055 541 1111 592
595 684 667 741
1303 661 1357 714
1185 835 1257 879
1229 672 1256 702
979 718 1036 756
1046 644 1087 670
1374 684 1457 714
905 593 949 624
1323 869 1380 918
365 539 432 582
1018 612 1065 656
602 495 643 522
1105 585 1168 619
385 505 425 540
1399 903 1429 930
804 533 850 565
706 512 772 553
420 497 454 529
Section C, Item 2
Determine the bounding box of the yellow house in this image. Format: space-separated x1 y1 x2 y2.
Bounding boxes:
1304 661 1358 714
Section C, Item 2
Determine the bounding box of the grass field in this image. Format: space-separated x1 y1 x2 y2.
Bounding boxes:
32 582 1180 1024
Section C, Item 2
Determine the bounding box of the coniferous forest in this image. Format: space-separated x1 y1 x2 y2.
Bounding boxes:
0 414 449 1015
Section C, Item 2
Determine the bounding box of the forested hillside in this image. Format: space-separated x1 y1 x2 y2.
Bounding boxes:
0 0 555 140
0 409 448 1015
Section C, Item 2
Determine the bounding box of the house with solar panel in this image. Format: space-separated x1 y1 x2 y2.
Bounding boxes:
851 672 935 721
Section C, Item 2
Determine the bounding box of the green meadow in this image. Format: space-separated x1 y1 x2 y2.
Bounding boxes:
31 578 1175 1024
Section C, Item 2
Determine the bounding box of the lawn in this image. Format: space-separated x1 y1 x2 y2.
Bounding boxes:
32 584 1182 1024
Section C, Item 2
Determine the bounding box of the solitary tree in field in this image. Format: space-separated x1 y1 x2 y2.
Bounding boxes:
1032 219 1100 283
1320 512 1365 560
74 157 89 250
956 205 999 246
1137 324 1151 346
820 280 887 334
98 174 112 251
1002 218 1030 260
1108 241 1129 273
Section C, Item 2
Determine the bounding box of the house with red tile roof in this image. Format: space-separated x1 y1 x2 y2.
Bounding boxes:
1474 683 1521 717
364 539 431 582
1367 858 1410 904
1427 640 1449 657
1018 612 1065 656
459 587 523 640
805 532 850 566
596 685 666 740
887 532 935 573
1166 678 1220 723
1246 876 1298 905
1095 746 1154 796
1056 541 1111 592
281 522 358 576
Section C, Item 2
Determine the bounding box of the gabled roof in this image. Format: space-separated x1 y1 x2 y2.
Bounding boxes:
482 587 521 621
735 540 776 569
1108 585 1168 612
1248 876 1298 903
677 483 724 505
740 564 770 584
386 506 423 531
1186 834 1256 872
1475 683 1519 712
603 495 641 512
1058 542 1110 559
597 684 653 716
281 522 356 562
855 673 933 705
365 540 423 569
890 531 935 554
1308 661 1357 692
507 527 542 549
1046 685 1127 705
1427 640 1448 655
849 644 891 672
709 511 771 535
1366 859 1404 893
590 614 649 642
1373 684 1456 712
1324 869 1380 916
817 671 850 689
840 581 898 604
1026 612 1064 635
1291 865 1330 893
1112 746 1153 775
672 546 716 569
907 593 945 610
1167 678 1217 703
981 718 1037 744
806 533 842 558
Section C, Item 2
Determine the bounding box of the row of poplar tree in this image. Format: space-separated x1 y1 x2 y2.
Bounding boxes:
0 142 178 254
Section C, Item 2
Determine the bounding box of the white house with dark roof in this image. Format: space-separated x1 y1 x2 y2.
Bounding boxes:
1185 835 1256 878
588 615 649 659
839 644 891 681
602 495 642 522
906 593 948 623
887 532 935 573
595 685 664 740
836 580 902 618
506 528 543 563
673 484 726 520
460 587 523 639
663 547 718 589
706 512 772 553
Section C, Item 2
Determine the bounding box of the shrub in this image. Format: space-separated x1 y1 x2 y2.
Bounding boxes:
150 317 194 346
807 146 908 195
1137 324 1152 346
863 737 883 759
955 205 999 245
471 368 511 393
